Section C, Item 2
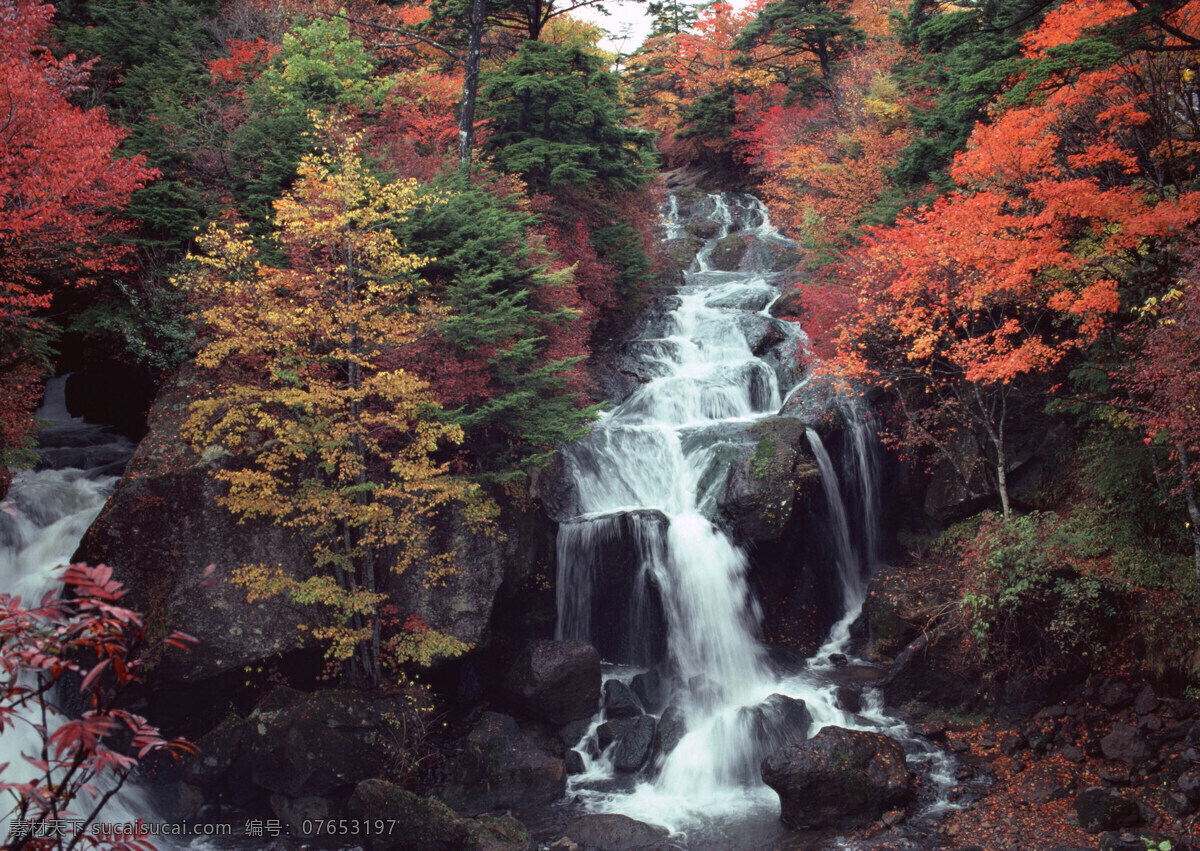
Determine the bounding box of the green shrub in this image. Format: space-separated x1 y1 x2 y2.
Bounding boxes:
959 511 1126 679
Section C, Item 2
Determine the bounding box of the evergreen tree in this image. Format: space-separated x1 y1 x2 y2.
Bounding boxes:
399 170 602 476
735 0 865 84
480 40 657 192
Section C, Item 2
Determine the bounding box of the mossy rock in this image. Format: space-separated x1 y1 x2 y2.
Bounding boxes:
708 233 751 271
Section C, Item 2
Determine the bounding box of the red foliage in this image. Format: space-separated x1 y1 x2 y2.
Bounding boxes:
1 564 195 850
207 37 278 83
0 0 155 463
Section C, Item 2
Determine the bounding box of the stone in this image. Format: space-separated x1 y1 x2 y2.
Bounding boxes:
183 712 250 793
1101 726 1152 766
1179 768 1200 800
654 705 686 756
562 814 670 850
598 719 636 751
347 779 470 851
835 686 862 714
270 795 331 839
236 688 387 799
441 712 566 814
1134 686 1162 716
1097 678 1137 710
630 669 668 714
504 640 602 726
604 679 643 719
565 749 586 775
761 726 912 830
613 715 657 773
1074 787 1142 833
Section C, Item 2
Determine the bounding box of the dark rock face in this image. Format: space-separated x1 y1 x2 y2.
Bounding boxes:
77 366 548 688
1101 726 1152 765
503 640 601 726
604 679 643 719
719 417 815 543
654 705 687 756
561 814 670 850
1074 787 1142 833
761 726 912 830
613 715 657 772
346 780 469 851
441 712 566 814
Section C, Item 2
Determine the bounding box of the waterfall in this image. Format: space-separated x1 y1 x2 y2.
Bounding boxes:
553 194 920 838
0 378 167 846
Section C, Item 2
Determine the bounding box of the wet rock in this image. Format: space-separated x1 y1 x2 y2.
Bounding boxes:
719 417 813 543
613 715 657 772
565 749 586 775
604 679 643 719
835 686 862 714
654 705 687 756
562 814 670 850
598 718 636 751
742 694 812 751
630 669 668 714
769 286 804 320
761 726 912 830
707 234 752 272
183 712 250 795
1101 725 1152 766
1075 787 1142 833
269 795 331 839
1098 831 1180 851
560 718 593 752
504 640 601 726
441 712 566 814
829 653 848 667
1180 768 1200 800
347 779 470 851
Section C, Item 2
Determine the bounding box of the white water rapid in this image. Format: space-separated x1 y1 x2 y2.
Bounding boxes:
554 195 954 846
0 379 173 845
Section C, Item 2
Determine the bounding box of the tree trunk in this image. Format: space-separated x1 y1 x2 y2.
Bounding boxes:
457 0 486 166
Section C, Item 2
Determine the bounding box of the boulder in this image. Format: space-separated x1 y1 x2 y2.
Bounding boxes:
561 814 670 850
236 688 388 800
1074 787 1142 833
603 679 643 719
1101 726 1152 766
761 726 912 830
346 779 470 851
613 715 657 772
718 417 815 543
654 705 687 756
77 366 546 687
504 640 602 726
769 286 804 320
707 233 752 271
630 669 668 714
441 712 566 814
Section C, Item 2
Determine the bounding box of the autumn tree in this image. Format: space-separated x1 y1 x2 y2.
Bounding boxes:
179 124 482 684
0 0 155 468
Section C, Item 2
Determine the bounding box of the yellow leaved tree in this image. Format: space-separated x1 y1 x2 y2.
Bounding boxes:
178 121 485 684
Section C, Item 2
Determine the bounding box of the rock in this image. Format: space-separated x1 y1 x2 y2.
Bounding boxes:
740 694 812 763
1074 787 1142 833
829 653 848 667
604 679 643 719
860 565 939 661
707 234 753 272
769 286 804 320
560 718 593 752
504 640 602 726
183 712 250 793
1061 745 1086 763
630 669 668 714
565 749 586 775
441 712 566 813
998 731 1027 756
835 686 862 714
718 417 810 543
1180 768 1200 800
1134 686 1161 716
654 705 686 756
1012 762 1074 805
1101 726 1152 765
1097 678 1138 710
613 715 657 772
269 795 331 839
1098 831 1181 851
563 814 670 850
236 688 388 799
77 366 541 688
468 814 533 850
761 726 912 830
598 719 636 751
347 779 470 851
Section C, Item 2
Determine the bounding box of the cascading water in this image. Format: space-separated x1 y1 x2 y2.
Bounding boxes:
0 378 170 845
554 194 953 844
